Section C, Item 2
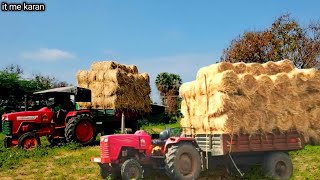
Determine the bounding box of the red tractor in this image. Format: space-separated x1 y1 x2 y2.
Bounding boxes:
1 86 97 150
92 128 304 180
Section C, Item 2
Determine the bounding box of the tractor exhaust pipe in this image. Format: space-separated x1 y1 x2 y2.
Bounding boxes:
121 112 125 134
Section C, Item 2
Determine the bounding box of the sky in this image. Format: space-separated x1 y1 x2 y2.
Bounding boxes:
0 0 319 103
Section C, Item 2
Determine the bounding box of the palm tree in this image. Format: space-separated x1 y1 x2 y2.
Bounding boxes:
155 73 182 114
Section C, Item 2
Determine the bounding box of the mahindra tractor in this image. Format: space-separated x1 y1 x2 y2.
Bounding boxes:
1 86 97 150
92 127 304 180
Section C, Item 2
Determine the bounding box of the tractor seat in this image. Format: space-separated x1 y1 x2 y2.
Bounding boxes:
152 139 166 146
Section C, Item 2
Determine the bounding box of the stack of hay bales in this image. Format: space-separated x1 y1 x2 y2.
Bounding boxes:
77 61 151 113
180 59 320 142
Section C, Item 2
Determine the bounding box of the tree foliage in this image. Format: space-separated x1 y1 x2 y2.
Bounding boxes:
221 14 320 69
0 64 70 111
155 72 182 114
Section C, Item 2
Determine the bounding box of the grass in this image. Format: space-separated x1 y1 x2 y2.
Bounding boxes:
0 123 320 179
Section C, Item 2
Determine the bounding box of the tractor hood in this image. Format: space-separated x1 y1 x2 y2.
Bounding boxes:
2 107 52 121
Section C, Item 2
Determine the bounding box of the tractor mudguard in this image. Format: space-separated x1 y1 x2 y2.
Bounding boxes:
164 137 197 152
65 110 92 122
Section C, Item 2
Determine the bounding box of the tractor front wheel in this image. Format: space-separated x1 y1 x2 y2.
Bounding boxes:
4 136 12 148
121 159 143 180
65 114 97 145
165 143 201 180
18 132 41 150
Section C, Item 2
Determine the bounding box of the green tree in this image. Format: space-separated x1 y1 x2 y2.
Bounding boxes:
221 14 320 68
155 72 182 114
0 64 70 111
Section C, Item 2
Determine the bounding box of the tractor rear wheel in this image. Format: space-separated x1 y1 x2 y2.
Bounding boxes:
18 132 41 150
165 143 201 180
121 159 143 180
65 114 97 145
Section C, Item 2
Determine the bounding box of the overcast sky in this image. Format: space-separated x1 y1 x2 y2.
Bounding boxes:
0 0 319 103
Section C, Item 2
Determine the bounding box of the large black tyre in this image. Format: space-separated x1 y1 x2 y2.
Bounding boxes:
99 163 120 180
165 143 201 180
18 132 41 150
121 159 143 180
65 114 97 146
263 152 293 180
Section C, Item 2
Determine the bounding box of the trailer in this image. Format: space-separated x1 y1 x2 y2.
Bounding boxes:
92 128 304 180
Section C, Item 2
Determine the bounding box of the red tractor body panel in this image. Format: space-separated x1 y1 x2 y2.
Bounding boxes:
3 107 54 134
99 130 152 163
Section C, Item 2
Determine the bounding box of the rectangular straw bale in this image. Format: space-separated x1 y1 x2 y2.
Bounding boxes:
89 82 104 97
262 60 294 75
238 74 258 96
91 61 118 71
77 70 90 84
233 62 247 74
246 63 266 75
206 70 239 94
196 62 234 80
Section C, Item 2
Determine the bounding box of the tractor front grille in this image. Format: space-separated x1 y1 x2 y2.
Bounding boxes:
2 121 12 135
100 142 110 158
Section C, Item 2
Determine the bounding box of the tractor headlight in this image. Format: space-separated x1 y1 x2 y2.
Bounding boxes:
100 137 108 143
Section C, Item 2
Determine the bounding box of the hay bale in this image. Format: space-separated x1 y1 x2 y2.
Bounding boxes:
270 73 295 95
91 61 118 71
238 74 258 96
77 102 91 109
196 62 234 80
246 63 266 75
103 81 118 96
102 69 126 84
89 82 104 97
129 65 139 74
141 73 150 84
180 81 196 98
207 70 239 94
256 75 274 97
88 71 106 82
233 62 247 74
77 70 90 84
262 60 295 75
275 59 295 73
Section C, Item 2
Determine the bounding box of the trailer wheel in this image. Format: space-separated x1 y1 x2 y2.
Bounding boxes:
99 163 120 180
263 152 293 180
18 132 41 150
165 143 201 180
121 159 143 180
65 114 97 145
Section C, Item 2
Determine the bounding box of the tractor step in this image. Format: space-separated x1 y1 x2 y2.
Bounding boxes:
151 156 165 159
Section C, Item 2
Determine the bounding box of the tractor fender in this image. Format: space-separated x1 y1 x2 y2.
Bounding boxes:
65 110 93 123
164 137 199 153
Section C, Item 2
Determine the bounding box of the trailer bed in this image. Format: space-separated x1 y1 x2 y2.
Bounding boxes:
194 131 305 155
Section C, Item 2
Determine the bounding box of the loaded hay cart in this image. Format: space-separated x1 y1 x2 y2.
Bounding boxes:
92 128 304 180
